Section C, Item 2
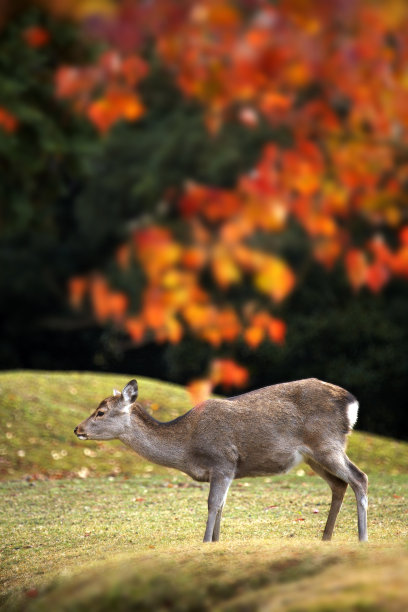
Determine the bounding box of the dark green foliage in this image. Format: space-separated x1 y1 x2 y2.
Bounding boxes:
75 60 287 261
0 6 100 366
1 7 408 441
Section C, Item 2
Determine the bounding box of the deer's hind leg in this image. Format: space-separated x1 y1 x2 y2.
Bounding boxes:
305 457 348 541
308 451 368 542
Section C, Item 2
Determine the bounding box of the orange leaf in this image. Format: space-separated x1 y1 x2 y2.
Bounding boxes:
143 301 167 329
181 247 207 270
218 309 241 342
211 247 241 288
120 55 149 86
244 326 264 348
345 249 368 291
166 317 183 344
87 98 116 133
366 262 389 293
182 303 214 330
368 236 393 266
210 359 248 389
201 327 222 347
207 4 240 27
89 276 111 322
313 238 342 269
89 277 128 323
68 276 88 309
107 292 128 322
115 244 131 269
187 379 213 406
125 317 145 342
121 95 145 121
260 92 292 113
135 228 182 282
87 92 145 133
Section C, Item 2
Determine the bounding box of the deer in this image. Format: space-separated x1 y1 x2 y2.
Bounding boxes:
74 378 368 543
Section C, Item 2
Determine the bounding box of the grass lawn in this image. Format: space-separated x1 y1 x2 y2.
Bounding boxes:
0 371 407 611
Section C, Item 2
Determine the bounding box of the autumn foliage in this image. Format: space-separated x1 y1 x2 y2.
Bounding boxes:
5 0 408 401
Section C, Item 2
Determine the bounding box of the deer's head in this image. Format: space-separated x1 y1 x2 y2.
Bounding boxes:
74 379 138 441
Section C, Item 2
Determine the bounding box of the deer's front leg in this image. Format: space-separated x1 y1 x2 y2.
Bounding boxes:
203 474 233 543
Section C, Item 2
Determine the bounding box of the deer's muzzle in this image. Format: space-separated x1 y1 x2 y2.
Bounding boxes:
74 426 88 440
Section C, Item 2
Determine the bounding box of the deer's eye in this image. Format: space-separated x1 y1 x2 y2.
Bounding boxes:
96 411 105 417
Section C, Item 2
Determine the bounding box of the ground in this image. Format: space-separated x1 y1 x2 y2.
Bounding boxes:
0 371 407 611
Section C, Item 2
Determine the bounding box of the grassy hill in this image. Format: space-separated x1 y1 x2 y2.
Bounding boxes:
0 371 194 480
1 371 407 480
1 371 407 611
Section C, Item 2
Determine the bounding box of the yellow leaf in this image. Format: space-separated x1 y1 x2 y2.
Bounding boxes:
211 247 241 288
254 256 296 302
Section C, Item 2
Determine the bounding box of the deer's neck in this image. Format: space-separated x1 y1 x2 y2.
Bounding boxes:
119 407 191 471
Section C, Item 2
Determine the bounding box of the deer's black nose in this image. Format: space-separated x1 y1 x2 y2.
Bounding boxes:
74 426 78 434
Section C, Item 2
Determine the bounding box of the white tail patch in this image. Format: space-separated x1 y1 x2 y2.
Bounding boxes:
347 400 359 430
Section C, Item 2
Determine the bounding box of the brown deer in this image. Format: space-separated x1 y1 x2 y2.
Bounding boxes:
74 378 368 542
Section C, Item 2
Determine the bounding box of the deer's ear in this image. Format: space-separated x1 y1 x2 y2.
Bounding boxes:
122 379 138 405
113 388 121 397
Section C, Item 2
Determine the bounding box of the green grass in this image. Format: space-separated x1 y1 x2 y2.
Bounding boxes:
1 370 407 480
1 371 408 611
0 371 193 480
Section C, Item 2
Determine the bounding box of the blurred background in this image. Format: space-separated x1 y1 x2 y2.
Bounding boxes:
1 0 408 439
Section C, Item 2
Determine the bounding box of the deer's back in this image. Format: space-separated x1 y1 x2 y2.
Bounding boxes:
186 378 355 479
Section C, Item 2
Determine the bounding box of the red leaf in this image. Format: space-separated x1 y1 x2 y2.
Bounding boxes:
23 26 50 48
400 226 408 246
0 107 18 133
366 261 389 293
268 318 286 345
